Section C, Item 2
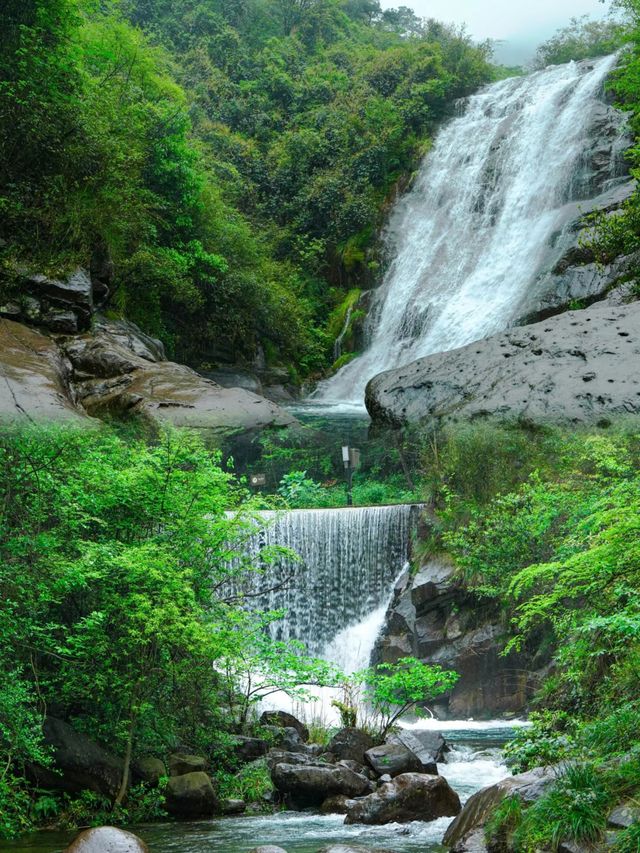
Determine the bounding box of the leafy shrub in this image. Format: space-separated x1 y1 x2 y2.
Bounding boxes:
615 822 640 853
217 760 273 806
504 712 578 774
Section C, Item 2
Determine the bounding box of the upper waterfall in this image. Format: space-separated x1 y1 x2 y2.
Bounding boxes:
316 54 627 409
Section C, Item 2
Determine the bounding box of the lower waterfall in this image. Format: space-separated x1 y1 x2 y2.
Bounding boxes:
230 504 418 659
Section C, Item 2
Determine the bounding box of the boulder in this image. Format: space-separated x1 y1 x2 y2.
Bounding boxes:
263 725 307 753
344 772 460 825
326 728 376 764
388 730 445 770
64 827 148 852
165 771 218 819
29 717 123 798
450 828 489 853
608 803 640 829
221 798 246 815
366 302 640 431
233 736 269 764
0 320 86 422
443 766 556 847
260 710 310 742
320 794 356 814
364 743 422 778
271 762 370 808
133 757 166 787
168 753 207 776
12 268 94 333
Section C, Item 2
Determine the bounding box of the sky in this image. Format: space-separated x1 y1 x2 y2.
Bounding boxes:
380 0 612 65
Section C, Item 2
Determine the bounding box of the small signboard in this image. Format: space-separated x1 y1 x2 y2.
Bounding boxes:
250 473 266 487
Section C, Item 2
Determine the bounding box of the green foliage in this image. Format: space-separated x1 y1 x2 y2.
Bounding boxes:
354 656 458 738
278 470 326 507
533 15 630 69
217 759 273 806
615 822 640 853
503 712 578 774
513 765 609 852
0 0 493 375
0 423 348 836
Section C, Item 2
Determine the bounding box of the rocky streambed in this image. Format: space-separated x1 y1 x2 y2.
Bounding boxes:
2 723 517 853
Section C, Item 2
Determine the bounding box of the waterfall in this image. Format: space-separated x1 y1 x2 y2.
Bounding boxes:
316 54 627 408
229 505 417 659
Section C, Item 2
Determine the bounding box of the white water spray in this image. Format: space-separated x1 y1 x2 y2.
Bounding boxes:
317 55 627 408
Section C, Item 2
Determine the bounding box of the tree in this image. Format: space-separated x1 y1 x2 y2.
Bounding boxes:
344 657 459 738
533 15 629 69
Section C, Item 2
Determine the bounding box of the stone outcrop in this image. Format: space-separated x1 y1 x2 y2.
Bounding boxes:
0 315 298 435
366 302 640 431
164 771 219 819
344 772 461 825
326 728 376 765
0 320 86 422
64 826 148 852
376 561 540 718
443 766 556 848
260 710 310 742
270 762 371 807
1 268 95 334
29 717 124 798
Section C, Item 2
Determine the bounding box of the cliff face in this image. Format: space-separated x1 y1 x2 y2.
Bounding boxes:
375 559 545 719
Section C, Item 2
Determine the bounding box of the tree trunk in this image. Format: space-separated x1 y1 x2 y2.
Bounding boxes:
114 711 136 807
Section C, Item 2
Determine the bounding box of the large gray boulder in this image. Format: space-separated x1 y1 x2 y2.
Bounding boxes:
1 268 94 334
64 827 148 852
344 772 460 825
168 753 207 776
29 717 124 798
271 762 370 807
366 302 640 431
326 728 376 764
260 710 309 742
133 756 166 787
317 847 400 853
165 771 219 819
443 766 556 848
364 742 423 778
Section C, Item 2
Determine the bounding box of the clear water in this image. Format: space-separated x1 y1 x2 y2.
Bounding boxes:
4 724 518 853
315 54 626 409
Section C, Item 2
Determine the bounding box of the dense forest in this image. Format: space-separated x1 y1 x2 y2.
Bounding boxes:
0 0 492 374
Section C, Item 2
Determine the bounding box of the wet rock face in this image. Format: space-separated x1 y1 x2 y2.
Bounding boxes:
366 302 640 431
260 710 310 742
344 772 461 825
133 756 166 787
168 753 208 776
29 717 124 798
1 268 94 334
0 319 86 422
364 742 423 778
64 827 148 852
376 560 539 718
271 762 371 808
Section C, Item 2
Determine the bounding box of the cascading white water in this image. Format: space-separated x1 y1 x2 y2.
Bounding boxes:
229 505 416 657
316 54 626 409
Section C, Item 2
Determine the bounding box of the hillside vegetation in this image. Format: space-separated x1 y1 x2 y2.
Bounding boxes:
0 0 492 374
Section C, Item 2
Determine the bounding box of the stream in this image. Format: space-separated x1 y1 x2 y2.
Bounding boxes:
4 722 521 853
